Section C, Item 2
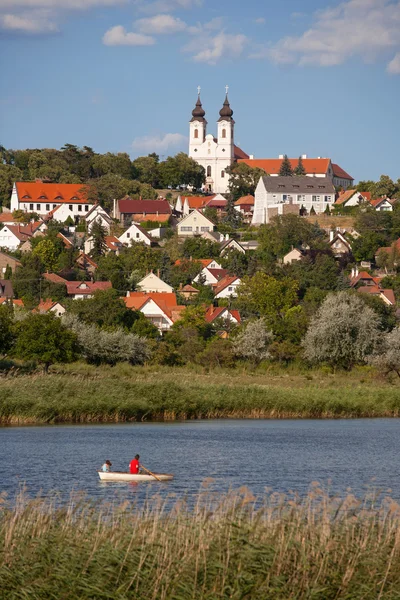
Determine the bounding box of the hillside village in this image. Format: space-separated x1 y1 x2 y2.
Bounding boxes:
0 143 400 370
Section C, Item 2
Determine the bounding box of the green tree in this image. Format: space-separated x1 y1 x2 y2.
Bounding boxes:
225 163 265 201
13 313 79 372
172 305 214 340
90 220 107 259
96 253 128 293
0 164 22 207
132 154 161 187
294 156 306 176
159 153 205 189
278 155 294 176
257 214 324 260
0 305 15 354
182 237 220 259
32 239 59 272
372 175 398 199
67 288 136 329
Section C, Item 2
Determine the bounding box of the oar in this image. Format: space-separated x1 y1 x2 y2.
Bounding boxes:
141 465 161 481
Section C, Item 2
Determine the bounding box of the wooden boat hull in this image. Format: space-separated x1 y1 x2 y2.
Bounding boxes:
98 471 174 482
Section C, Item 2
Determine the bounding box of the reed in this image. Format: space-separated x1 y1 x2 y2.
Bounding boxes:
2 486 400 599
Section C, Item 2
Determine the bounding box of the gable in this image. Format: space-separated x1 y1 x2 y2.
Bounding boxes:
179 210 214 228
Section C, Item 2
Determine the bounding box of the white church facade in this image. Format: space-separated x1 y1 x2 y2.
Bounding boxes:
188 88 248 195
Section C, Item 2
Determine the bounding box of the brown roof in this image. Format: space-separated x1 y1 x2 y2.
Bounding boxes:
207 268 228 281
357 286 396 305
36 299 64 313
43 273 68 285
214 275 240 296
332 163 353 180
118 198 171 215
66 281 112 295
370 197 394 208
124 292 181 319
234 194 255 206
105 236 123 251
205 305 241 323
334 190 357 206
234 145 249 160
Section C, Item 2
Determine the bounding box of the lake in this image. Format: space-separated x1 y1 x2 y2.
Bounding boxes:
2 419 400 503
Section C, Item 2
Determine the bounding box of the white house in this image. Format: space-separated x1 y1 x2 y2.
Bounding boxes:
137 272 173 294
124 292 184 333
193 266 227 286
252 176 336 225
0 223 40 251
36 299 66 317
85 205 113 233
329 231 352 257
177 210 215 237
370 197 395 212
220 238 246 255
283 248 303 264
334 189 367 209
10 182 93 218
214 276 241 299
118 223 153 246
205 305 241 324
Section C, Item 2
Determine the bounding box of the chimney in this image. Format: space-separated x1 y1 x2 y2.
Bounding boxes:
355 267 359 277
157 269 160 278
126 291 130 297
302 154 307 159
249 154 254 160
278 154 284 159
329 230 334 242
113 198 116 218
351 268 355 278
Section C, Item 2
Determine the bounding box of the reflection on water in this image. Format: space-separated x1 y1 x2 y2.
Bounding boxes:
2 419 400 504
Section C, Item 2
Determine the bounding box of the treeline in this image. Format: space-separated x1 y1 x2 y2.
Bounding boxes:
0 144 205 209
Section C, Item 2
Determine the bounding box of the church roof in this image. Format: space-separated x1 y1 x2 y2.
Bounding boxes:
191 94 206 122
238 157 331 175
218 94 234 122
260 175 336 194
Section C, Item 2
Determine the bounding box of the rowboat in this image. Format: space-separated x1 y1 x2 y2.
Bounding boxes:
98 471 174 482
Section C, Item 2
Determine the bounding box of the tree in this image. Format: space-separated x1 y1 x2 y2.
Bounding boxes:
96 253 128 293
372 175 398 199
13 313 79 372
294 156 306 176
0 305 15 355
369 327 400 376
32 239 59 272
0 164 22 207
225 163 265 201
172 305 214 340
303 292 382 369
158 153 205 189
182 237 220 259
257 214 324 260
234 319 274 365
278 155 294 176
90 220 107 259
132 154 161 187
198 338 235 369
67 288 136 329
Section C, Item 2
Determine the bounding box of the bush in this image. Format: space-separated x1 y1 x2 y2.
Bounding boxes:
369 327 400 376
234 319 274 365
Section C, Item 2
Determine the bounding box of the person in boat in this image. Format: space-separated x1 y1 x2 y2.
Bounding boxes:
101 460 112 472
129 454 140 474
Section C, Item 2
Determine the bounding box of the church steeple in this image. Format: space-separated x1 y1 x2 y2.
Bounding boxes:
218 86 233 122
190 87 206 122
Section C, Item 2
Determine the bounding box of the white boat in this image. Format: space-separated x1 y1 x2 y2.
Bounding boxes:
98 471 174 482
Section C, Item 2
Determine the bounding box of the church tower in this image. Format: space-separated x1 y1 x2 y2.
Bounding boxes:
188 89 207 159
217 90 234 159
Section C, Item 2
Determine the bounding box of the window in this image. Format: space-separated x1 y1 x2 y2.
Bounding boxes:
36 204 40 210
78 205 82 212
312 196 321 202
222 128 226 138
207 166 212 177
136 233 140 238
283 194 288 201
324 196 331 202
200 227 210 232
29 204 34 211
127 232 130 238
194 129 199 139
46 204 50 211
221 170 225 178
181 226 192 231
52 204 57 209
228 287 233 292
69 205 73 211
85 205 89 212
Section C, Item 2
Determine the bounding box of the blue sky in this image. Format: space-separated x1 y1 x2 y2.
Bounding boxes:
1 0 399 182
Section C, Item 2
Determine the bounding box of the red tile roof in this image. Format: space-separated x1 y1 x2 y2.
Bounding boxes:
66 281 112 295
234 145 250 160
361 191 371 202
183 196 211 210
174 258 216 268
234 195 255 206
5 223 40 242
357 286 396 305
36 299 64 313
207 268 228 281
57 232 73 247
205 305 242 323
334 189 357 206
370 197 394 208
105 236 123 251
238 158 331 175
75 252 98 269
0 297 23 307
43 273 68 285
214 276 240 296
15 182 90 204
132 213 170 223
332 164 353 180
203 198 227 209
123 292 182 319
0 214 17 223
118 198 171 215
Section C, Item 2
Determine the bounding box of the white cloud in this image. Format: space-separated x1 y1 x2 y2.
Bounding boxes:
103 25 155 45
136 14 187 34
254 17 265 24
132 132 187 154
387 51 400 73
186 31 248 65
0 10 57 32
253 0 400 73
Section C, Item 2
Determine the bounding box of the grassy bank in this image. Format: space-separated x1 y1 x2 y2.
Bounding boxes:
2 488 400 599
1 363 400 424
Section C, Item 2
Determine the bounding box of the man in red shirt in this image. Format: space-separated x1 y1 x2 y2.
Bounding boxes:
129 454 140 474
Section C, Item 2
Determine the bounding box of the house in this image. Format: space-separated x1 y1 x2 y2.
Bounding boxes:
114 197 171 226
329 231 352 257
357 286 396 306
213 276 241 299
205 305 241 324
369 197 395 212
334 189 368 209
0 298 24 308
252 176 336 225
0 213 19 227
238 156 354 189
10 181 93 218
177 210 215 237
175 195 209 216
66 281 112 299
349 270 382 288
234 195 255 223
375 239 400 266
0 251 21 276
85 205 113 233
220 238 246 255
75 252 98 275
202 195 227 217
118 223 153 247
201 230 225 243
0 279 14 299
35 299 66 317
43 272 69 285
137 272 173 294
0 222 43 251
84 235 122 255
175 258 222 270
283 248 303 264
179 284 199 300
193 267 228 286
124 292 185 333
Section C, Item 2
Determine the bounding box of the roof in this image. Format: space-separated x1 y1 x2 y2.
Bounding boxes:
0 279 13 298
234 195 255 206
370 197 394 208
105 236 123 251
259 175 336 194
181 284 199 293
131 213 170 223
124 292 180 319
85 204 112 222
234 145 249 160
183 196 211 210
334 189 357 206
57 232 73 247
207 268 228 281
4 223 38 242
15 182 90 204
361 191 372 201
118 198 171 215
332 163 353 180
0 213 17 223
43 273 68 285
357 286 396 305
376 239 400 255
0 297 23 307
238 157 331 175
36 299 64 313
203 198 227 209
205 306 241 323
66 281 112 295
175 258 216 268
214 275 240 296
75 252 98 269
350 271 381 287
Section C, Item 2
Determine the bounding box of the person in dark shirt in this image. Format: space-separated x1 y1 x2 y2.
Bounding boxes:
129 454 140 474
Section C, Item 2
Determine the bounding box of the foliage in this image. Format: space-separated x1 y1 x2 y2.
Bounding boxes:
286 253 340 294
294 156 306 176
172 305 214 340
66 288 136 329
0 305 15 354
32 239 59 272
182 237 220 259
89 220 107 259
257 214 324 260
96 253 128 293
0 164 22 206
234 319 274 364
370 327 400 376
198 338 235 368
303 292 382 369
225 162 265 200
278 154 294 176
220 249 249 278
13 313 79 371
158 152 205 189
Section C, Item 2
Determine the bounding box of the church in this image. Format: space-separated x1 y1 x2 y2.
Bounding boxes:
188 88 249 194
189 89 354 195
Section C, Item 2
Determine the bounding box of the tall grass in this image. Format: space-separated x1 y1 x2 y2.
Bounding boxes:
1 365 400 423
2 486 400 598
